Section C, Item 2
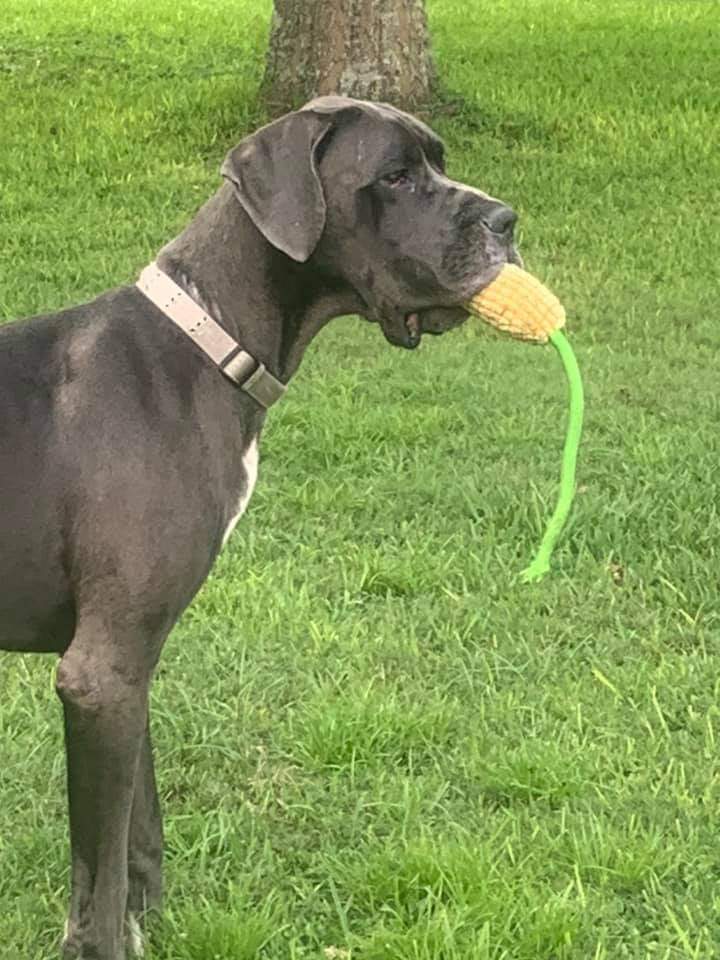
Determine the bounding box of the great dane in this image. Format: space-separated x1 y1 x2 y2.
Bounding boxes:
0 96 521 958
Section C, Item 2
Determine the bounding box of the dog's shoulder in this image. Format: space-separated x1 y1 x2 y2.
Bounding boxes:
0 286 135 405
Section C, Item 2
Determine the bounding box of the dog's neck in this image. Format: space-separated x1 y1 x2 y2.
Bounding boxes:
155 183 363 384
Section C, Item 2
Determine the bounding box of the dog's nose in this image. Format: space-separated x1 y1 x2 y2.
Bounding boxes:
483 203 517 237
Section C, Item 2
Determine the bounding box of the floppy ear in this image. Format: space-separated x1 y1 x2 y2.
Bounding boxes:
221 111 335 263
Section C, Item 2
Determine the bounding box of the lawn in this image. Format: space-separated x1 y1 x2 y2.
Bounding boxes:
1 0 719 957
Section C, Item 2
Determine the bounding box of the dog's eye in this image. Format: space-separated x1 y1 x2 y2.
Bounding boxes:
381 169 412 188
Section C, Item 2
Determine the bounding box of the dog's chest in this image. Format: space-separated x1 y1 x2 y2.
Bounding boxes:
221 437 259 546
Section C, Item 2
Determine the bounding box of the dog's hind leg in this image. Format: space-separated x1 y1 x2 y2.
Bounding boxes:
56 615 160 960
126 711 163 957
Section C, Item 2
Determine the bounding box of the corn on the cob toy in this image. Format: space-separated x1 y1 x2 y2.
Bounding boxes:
466 263 565 344
465 264 584 582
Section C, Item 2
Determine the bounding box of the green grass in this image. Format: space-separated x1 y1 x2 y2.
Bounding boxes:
1 0 720 957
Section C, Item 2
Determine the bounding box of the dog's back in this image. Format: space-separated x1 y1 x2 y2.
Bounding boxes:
0 312 79 651
0 290 237 655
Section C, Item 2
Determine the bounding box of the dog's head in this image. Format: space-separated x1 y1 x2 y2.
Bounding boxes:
221 96 522 349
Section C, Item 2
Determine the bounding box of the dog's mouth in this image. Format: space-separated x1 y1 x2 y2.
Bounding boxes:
404 312 422 349
372 305 472 350
371 249 523 350
391 305 469 350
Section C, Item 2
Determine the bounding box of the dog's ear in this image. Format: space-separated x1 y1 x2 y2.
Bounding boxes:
221 111 336 263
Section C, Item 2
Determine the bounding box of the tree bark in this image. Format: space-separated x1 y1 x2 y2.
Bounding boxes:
262 0 436 115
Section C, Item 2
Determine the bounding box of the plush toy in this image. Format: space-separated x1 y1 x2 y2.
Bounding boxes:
465 264 584 581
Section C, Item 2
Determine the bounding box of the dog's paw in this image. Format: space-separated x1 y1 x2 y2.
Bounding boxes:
60 920 83 959
126 912 145 957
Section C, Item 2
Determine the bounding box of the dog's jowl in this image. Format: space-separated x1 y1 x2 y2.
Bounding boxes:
0 97 520 960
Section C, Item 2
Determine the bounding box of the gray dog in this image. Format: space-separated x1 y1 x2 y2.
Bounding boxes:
0 97 520 959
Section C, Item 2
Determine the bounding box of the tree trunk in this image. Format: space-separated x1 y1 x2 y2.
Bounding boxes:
262 0 436 115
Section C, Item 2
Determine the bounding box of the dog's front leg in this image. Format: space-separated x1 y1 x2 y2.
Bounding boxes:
126 711 163 956
56 618 156 960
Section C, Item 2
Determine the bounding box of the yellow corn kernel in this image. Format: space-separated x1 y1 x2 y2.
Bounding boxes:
465 263 565 343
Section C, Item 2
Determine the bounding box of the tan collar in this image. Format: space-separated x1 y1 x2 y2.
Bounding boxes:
136 262 286 408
